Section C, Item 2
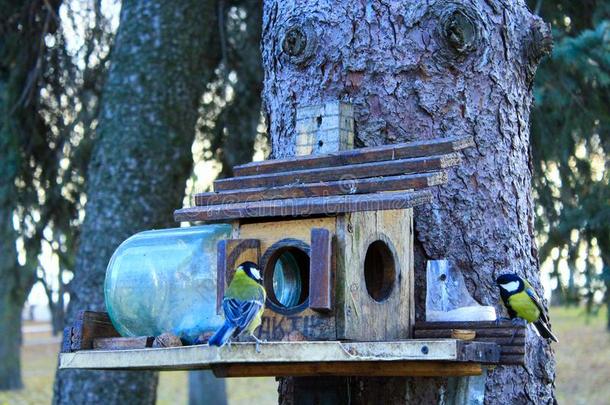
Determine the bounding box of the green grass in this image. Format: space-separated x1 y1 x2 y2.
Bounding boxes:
0 307 608 404
552 306 610 405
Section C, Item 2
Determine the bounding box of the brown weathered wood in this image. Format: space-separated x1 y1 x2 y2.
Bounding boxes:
499 346 525 355
335 209 413 341
70 311 120 351
456 340 501 363
413 321 526 365
413 329 525 338
309 228 333 311
468 337 525 345
233 136 473 177
211 361 483 378
237 217 337 341
215 153 461 191
217 239 261 313
195 172 446 206
93 336 154 351
499 354 526 365
175 190 432 222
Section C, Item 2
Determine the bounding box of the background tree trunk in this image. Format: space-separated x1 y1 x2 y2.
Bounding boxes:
52 0 221 403
188 370 228 405
0 0 62 390
262 0 554 403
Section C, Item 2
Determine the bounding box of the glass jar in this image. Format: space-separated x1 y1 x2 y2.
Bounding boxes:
104 224 232 344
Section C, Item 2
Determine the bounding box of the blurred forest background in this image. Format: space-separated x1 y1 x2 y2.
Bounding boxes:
0 0 608 403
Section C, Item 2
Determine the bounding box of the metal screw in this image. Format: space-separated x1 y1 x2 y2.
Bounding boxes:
421 345 429 355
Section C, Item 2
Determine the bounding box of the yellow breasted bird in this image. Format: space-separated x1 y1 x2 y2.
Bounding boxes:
496 273 558 342
209 262 266 348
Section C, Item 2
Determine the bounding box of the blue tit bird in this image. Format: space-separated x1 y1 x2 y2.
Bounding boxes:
496 273 558 342
208 261 266 349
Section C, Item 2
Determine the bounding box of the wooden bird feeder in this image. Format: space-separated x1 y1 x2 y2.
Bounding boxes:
59 101 525 377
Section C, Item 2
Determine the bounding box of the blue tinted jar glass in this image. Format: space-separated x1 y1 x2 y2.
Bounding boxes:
104 224 232 344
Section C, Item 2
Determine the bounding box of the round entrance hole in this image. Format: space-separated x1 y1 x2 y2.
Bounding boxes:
262 241 310 314
364 240 396 302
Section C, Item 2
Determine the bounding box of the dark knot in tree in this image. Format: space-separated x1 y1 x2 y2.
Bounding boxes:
442 9 478 55
281 22 317 65
523 18 553 84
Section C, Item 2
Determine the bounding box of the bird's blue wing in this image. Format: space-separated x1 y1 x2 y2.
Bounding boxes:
222 298 264 336
525 286 548 323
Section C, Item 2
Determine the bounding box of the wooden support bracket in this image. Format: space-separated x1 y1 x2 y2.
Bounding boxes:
309 228 333 311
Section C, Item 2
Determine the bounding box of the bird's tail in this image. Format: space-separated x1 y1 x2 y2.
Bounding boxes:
208 321 237 347
534 319 558 342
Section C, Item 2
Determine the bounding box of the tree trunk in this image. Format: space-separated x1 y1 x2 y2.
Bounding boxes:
188 370 228 405
262 1 554 403
0 91 25 390
52 0 221 403
216 0 264 178
0 0 61 390
0 203 26 390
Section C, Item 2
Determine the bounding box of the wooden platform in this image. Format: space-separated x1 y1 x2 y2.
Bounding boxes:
59 339 499 377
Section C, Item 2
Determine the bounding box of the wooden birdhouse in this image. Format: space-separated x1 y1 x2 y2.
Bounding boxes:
174 101 468 343
59 102 526 378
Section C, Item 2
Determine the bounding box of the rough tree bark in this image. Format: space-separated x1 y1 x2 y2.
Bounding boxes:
52 0 220 403
261 0 553 403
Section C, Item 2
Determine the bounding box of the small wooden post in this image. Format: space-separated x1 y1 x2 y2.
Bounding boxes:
295 101 354 155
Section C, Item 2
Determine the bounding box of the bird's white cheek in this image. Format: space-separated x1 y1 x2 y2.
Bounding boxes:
251 268 261 281
501 281 520 292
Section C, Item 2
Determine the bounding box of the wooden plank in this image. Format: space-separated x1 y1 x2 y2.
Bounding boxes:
335 209 413 341
215 153 461 191
216 239 260 313
499 354 525 365
413 321 525 365
499 346 525 355
234 136 473 177
59 340 499 371
468 337 525 345
413 329 525 338
309 228 333 311
93 336 154 351
195 172 446 206
211 361 483 378
175 190 432 222
70 311 119 351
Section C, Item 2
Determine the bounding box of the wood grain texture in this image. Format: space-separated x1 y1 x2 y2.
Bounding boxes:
211 361 483 378
335 209 413 341
69 311 120 352
195 172 446 206
234 136 473 176
92 336 154 351
175 189 432 222
309 228 333 311
238 217 337 341
59 339 499 370
413 321 526 365
215 153 461 191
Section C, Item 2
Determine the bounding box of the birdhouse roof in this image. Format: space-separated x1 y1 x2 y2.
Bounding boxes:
174 136 473 222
